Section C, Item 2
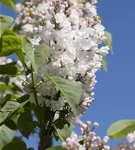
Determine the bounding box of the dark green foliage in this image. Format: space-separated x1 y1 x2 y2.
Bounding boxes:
17 111 36 138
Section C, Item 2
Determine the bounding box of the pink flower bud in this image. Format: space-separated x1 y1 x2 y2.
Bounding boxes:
93 122 99 128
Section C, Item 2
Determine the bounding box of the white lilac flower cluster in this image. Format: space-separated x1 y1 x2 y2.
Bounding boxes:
111 132 135 150
62 118 110 150
127 131 135 148
112 143 133 150
16 0 109 112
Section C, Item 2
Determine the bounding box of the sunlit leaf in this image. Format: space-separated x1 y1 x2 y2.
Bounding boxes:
2 28 16 36
0 15 14 37
0 83 14 90
107 120 135 139
101 56 107 71
105 31 113 53
0 0 16 11
0 36 22 56
1 29 25 66
0 125 15 149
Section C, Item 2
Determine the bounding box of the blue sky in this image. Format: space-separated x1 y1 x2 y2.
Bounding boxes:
1 0 135 149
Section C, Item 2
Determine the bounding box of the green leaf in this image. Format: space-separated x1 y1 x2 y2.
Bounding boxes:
101 56 107 71
5 94 18 101
22 37 52 70
46 146 66 150
0 76 9 84
34 45 52 70
15 35 25 66
0 35 22 56
17 111 36 138
16 49 25 67
105 31 113 53
54 119 72 141
2 141 27 150
0 100 29 126
1 29 25 66
56 124 72 141
107 120 135 139
0 125 15 149
0 83 14 90
44 72 83 116
0 101 20 126
4 119 17 130
0 0 16 11
0 63 18 75
22 36 35 70
18 94 30 103
2 28 16 36
0 15 14 37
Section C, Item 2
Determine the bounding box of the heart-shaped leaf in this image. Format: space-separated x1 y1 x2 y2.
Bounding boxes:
17 111 36 138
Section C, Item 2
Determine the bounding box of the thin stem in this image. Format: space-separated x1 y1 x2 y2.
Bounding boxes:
17 76 30 85
31 65 42 123
31 66 39 107
53 124 64 142
35 79 50 89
